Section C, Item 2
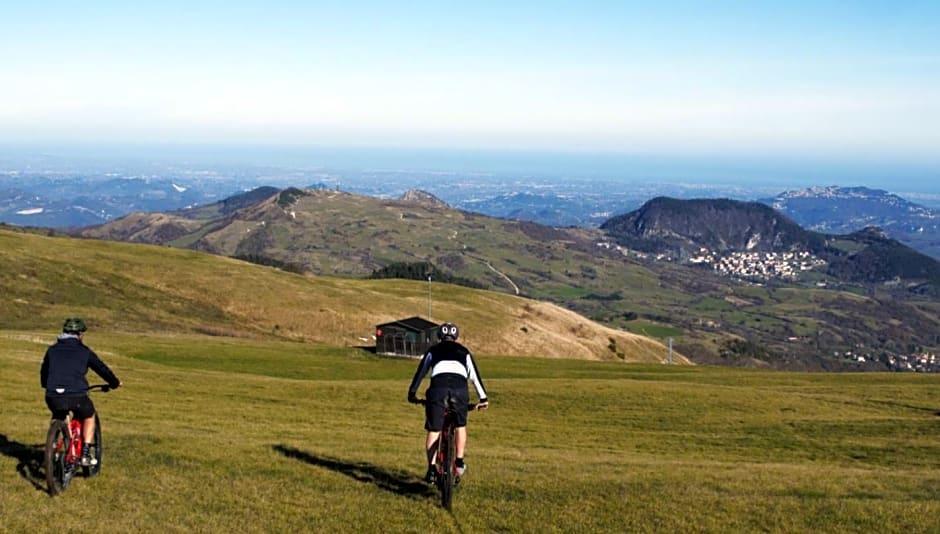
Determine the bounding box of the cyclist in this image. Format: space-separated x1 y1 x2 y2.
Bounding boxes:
408 322 488 483
40 318 122 466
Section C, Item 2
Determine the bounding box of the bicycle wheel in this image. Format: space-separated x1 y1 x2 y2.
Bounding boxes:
440 426 456 510
83 414 102 477
44 419 72 496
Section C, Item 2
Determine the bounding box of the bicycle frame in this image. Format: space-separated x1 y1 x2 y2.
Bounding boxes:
65 416 83 465
435 407 459 478
434 397 478 510
414 395 481 510
45 384 110 496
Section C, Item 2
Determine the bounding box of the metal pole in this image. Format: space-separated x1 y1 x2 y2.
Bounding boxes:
668 337 673 365
427 274 432 321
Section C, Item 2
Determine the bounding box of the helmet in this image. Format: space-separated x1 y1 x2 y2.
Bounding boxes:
438 322 459 341
62 317 87 334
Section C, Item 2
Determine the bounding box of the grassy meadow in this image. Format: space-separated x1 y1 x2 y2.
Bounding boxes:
0 228 677 363
77 189 940 366
2 331 940 532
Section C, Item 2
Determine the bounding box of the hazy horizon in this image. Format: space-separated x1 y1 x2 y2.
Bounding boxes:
1 142 938 197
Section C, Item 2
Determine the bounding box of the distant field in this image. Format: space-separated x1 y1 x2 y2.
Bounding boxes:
621 320 684 339
3 332 939 532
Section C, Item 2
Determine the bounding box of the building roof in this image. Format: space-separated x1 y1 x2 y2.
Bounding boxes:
376 316 438 333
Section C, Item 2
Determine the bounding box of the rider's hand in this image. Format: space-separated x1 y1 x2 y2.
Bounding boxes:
476 401 489 411
408 394 420 404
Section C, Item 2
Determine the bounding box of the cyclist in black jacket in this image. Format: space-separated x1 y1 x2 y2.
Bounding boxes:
40 318 121 466
408 322 488 482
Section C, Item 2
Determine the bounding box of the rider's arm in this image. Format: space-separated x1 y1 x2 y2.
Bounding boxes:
407 352 433 401
465 352 487 403
87 350 121 389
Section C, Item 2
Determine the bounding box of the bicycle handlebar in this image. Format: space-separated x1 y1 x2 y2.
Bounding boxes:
88 384 114 392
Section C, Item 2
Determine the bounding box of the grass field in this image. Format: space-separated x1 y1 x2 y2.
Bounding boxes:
3 331 939 532
0 228 678 364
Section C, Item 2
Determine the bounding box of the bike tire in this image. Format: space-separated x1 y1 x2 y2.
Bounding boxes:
83 414 102 477
44 419 71 496
440 427 456 510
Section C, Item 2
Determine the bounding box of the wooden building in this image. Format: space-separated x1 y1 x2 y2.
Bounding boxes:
375 316 439 357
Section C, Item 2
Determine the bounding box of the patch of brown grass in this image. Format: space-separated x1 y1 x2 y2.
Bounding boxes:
0 228 683 363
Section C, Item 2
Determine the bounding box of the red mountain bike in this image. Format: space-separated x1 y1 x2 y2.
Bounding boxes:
44 384 111 496
418 397 481 510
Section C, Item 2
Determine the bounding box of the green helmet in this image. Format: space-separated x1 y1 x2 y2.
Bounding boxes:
62 317 88 334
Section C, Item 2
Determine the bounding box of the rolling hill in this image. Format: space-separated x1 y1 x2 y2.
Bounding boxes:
0 226 678 363
75 188 940 370
600 197 823 254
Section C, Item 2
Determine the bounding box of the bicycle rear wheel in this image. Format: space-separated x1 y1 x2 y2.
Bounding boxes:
440 426 456 510
44 419 72 496
83 414 102 477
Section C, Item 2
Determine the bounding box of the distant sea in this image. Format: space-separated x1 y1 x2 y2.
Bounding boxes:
1 142 937 195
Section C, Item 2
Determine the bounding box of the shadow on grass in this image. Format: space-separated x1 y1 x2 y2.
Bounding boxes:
0 433 47 492
272 444 435 501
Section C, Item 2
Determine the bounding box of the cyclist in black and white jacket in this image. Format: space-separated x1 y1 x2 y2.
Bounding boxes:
408 322 489 483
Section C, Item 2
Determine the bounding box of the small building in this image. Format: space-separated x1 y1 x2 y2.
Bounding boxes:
375 316 439 357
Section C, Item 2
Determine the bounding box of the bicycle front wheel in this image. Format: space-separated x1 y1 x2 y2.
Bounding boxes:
83 414 102 477
44 420 72 496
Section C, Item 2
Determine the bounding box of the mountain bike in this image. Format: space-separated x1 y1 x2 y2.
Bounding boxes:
417 397 480 510
44 384 111 496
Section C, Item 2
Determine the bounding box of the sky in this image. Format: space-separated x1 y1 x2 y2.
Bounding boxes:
1 1 939 173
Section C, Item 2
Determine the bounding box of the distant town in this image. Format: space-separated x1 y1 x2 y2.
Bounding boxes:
841 349 940 373
688 249 827 281
597 239 939 373
597 241 826 282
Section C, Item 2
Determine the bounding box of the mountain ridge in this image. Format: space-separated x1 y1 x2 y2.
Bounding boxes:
75 187 940 370
760 185 940 259
601 196 940 286
601 197 822 254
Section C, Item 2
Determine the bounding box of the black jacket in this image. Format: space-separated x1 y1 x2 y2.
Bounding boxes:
408 339 488 401
40 336 120 397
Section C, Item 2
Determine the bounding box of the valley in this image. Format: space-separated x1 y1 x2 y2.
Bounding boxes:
73 188 940 371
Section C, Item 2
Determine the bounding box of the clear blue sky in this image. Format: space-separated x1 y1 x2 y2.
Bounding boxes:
1 1 938 167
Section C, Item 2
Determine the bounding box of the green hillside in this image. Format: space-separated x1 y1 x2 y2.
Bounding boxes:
2 333 939 531
0 227 675 363
78 189 940 369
